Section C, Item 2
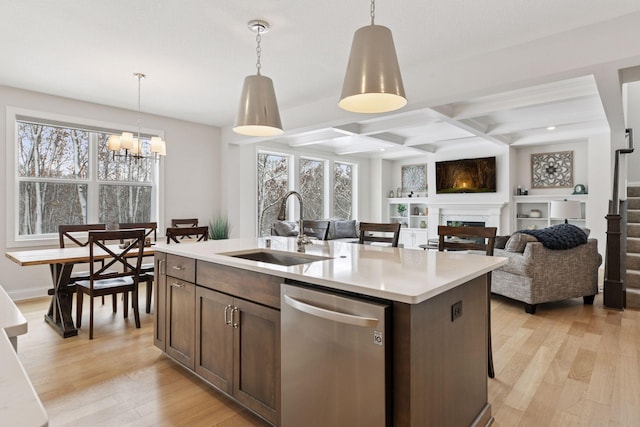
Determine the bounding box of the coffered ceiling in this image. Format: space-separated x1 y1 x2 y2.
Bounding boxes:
266 75 609 159
2 1 640 159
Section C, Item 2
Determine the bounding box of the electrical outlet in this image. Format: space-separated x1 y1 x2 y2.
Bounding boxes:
451 300 462 321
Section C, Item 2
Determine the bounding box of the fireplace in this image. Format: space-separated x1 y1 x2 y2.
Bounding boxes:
446 220 486 228
425 201 506 239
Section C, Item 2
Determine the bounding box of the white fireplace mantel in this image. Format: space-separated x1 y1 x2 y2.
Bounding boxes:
427 201 507 237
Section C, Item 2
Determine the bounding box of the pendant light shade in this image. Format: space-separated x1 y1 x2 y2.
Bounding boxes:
233 20 283 137
233 74 283 136
340 24 406 113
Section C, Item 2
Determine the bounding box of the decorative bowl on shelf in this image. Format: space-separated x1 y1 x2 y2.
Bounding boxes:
529 209 542 218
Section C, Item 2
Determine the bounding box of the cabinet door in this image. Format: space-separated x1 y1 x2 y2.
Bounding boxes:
153 253 167 351
195 286 234 394
166 278 195 370
233 298 281 426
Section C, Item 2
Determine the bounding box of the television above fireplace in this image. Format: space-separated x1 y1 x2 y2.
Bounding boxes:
435 156 497 194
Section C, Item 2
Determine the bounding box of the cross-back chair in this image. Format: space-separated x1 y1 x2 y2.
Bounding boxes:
166 226 209 244
358 222 401 247
437 225 497 378
58 224 116 309
74 229 146 339
170 218 199 240
303 220 330 240
118 222 157 313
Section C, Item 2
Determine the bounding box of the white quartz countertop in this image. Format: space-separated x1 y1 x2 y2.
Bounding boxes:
0 286 48 427
154 237 508 304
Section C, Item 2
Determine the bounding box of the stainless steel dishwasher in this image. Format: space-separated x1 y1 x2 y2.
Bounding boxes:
281 282 390 427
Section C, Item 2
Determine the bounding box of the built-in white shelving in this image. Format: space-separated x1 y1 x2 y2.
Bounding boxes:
514 195 588 231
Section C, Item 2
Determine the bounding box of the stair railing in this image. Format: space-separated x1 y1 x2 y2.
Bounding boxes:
604 128 635 309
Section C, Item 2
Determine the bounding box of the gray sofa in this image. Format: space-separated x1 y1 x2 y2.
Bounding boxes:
490 235 602 314
271 219 359 242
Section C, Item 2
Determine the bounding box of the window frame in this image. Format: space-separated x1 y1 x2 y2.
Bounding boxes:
6 106 165 248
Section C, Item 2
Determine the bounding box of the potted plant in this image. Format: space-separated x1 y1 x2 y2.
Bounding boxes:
209 213 230 240
397 204 407 217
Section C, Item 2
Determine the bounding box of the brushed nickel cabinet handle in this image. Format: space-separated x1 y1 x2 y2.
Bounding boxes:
172 265 185 271
171 282 184 288
224 304 233 325
232 306 239 328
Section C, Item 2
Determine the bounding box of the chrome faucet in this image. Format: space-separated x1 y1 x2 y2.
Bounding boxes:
277 191 312 252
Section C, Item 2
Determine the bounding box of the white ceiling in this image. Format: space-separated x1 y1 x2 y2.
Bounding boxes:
2 1 640 159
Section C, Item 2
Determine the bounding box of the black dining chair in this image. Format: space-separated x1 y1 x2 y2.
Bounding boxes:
58 224 116 310
118 222 157 313
438 225 497 378
166 226 209 244
170 218 199 240
74 229 145 339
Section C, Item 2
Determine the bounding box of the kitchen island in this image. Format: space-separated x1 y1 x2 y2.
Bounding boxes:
152 237 507 427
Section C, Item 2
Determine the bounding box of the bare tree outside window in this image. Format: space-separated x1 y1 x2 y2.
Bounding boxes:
18 122 89 235
16 121 157 236
257 152 289 236
334 162 354 220
300 158 324 220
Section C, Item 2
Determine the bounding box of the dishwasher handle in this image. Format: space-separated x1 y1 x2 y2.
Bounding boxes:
283 294 379 328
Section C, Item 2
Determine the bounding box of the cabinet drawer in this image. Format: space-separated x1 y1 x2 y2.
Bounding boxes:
197 261 281 309
166 254 196 283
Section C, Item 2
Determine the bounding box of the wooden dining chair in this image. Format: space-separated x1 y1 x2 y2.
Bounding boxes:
437 225 497 378
58 224 116 310
171 218 198 228
358 222 401 247
118 222 157 313
74 229 145 339
166 226 209 244
303 220 330 240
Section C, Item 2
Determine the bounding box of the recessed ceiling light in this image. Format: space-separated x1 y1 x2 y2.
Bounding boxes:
547 126 556 131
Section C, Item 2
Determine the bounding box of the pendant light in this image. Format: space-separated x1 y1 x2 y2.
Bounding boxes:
233 20 283 136
339 0 406 113
108 73 167 159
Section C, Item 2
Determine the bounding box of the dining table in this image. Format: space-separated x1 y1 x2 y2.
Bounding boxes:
5 244 155 338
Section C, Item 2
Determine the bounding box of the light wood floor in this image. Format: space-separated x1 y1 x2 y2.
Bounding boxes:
14 289 640 426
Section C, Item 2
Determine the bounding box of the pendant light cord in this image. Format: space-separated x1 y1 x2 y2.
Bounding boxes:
255 26 262 76
370 0 375 25
137 74 141 141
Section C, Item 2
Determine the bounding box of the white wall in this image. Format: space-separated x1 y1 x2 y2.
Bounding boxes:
386 143 511 233
626 81 640 184
1 85 221 299
383 139 610 254
512 139 609 253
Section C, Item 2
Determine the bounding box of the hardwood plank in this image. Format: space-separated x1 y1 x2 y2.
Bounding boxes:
14 285 640 426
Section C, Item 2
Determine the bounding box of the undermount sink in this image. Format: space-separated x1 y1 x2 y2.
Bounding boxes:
221 249 332 266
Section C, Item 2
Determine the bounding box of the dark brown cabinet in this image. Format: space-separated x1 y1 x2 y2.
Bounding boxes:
163 254 197 370
195 271 280 425
153 253 167 351
155 258 281 425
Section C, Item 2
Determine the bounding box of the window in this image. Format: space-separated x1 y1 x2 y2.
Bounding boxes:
256 149 357 236
299 158 325 220
14 116 160 242
334 161 355 220
257 152 290 237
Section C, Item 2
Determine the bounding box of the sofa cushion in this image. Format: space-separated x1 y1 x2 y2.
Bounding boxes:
273 221 299 237
505 233 538 253
495 235 510 249
332 220 358 239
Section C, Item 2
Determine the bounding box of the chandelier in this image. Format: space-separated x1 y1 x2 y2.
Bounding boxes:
108 72 166 160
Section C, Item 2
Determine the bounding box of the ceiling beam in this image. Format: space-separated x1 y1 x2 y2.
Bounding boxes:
430 107 512 146
447 75 599 119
